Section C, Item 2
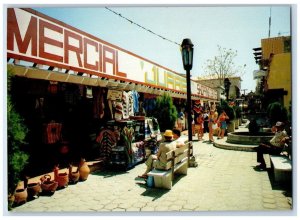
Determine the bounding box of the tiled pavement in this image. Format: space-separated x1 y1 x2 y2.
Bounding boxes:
8 133 293 215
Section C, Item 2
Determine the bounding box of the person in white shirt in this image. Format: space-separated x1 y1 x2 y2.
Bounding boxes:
254 121 288 170
172 128 187 148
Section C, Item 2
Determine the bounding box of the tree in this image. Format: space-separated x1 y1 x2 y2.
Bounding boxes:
7 69 29 206
199 45 246 84
152 93 177 132
266 102 288 125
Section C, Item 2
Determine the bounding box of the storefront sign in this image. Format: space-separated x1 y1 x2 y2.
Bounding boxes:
7 8 217 100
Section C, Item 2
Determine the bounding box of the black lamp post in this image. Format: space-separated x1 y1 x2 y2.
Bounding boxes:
181 38 194 142
224 78 231 101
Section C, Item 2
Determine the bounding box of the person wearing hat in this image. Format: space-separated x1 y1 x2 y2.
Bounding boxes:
138 130 176 179
254 121 289 171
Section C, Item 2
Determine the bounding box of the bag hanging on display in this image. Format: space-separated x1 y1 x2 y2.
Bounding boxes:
86 86 93 98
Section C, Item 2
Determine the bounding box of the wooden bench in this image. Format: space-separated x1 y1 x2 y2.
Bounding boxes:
147 141 192 190
270 155 292 182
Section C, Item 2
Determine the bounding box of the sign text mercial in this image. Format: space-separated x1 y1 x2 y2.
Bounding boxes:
7 8 217 100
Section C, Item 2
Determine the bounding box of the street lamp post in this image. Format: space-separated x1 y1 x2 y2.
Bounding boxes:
181 39 194 143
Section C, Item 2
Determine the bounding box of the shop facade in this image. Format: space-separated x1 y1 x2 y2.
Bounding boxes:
7 8 218 174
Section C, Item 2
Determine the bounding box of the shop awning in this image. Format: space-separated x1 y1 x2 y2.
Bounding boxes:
8 63 211 101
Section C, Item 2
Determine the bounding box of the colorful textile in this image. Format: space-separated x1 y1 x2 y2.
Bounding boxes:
43 122 62 144
193 100 202 114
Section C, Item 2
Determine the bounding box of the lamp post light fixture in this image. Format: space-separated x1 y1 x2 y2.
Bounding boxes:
181 38 194 142
224 78 231 101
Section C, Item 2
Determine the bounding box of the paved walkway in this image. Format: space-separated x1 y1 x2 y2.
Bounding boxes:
9 133 293 215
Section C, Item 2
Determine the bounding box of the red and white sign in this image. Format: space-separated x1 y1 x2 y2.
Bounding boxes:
7 8 217 100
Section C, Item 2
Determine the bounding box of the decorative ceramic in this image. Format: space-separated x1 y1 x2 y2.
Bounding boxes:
40 174 58 193
68 164 80 184
53 165 69 188
27 182 41 199
14 188 28 205
78 158 90 181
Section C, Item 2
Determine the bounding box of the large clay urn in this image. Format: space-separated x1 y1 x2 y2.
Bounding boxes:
53 165 69 188
68 164 80 184
14 188 28 205
78 158 90 181
40 174 58 194
14 178 28 205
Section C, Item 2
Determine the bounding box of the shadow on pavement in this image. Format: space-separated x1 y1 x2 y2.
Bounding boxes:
91 170 128 178
134 174 186 201
266 169 292 194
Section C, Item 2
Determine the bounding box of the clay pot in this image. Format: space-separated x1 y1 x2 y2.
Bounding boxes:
14 188 28 205
68 164 80 184
27 182 41 199
78 158 90 181
53 165 69 188
40 174 58 193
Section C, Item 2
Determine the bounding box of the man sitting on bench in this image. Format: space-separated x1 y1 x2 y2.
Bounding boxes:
138 130 177 179
254 121 289 171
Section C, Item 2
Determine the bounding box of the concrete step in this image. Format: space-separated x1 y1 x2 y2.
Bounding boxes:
213 137 257 152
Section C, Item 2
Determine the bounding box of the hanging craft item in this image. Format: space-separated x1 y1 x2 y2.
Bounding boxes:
121 126 135 165
193 100 202 114
47 81 58 95
96 129 118 161
86 86 93 98
114 101 123 121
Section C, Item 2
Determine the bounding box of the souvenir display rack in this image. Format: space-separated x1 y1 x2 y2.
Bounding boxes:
103 117 161 170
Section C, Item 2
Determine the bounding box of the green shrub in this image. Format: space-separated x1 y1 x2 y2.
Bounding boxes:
152 93 177 132
233 105 242 119
7 69 29 203
266 102 288 125
219 100 236 121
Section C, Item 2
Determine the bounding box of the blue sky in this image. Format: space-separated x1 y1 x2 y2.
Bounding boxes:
33 6 291 93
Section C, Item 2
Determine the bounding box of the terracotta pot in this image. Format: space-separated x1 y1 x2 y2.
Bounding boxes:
69 164 80 184
27 182 41 198
53 165 69 188
14 188 28 205
40 174 58 193
78 158 90 181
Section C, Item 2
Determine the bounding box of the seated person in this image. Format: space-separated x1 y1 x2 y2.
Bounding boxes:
138 130 176 179
172 128 186 148
254 121 288 170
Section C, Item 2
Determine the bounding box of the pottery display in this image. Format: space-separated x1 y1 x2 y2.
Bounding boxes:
40 174 58 193
14 188 28 205
27 182 41 199
78 158 90 181
53 165 69 188
68 164 80 184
